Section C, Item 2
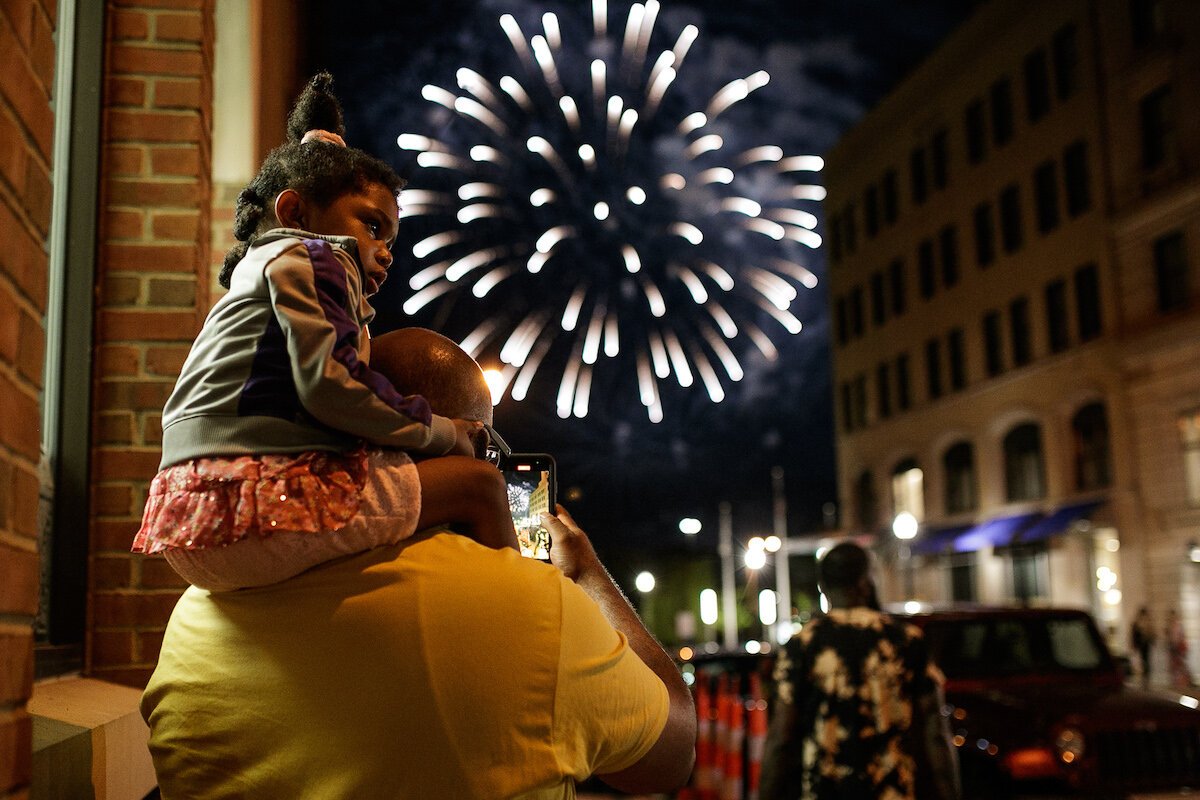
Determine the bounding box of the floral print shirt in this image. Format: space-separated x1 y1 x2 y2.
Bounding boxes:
761 607 943 800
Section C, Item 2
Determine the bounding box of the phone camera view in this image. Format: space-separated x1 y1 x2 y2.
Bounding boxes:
506 465 552 560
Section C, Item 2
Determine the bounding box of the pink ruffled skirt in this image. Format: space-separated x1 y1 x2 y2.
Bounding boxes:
133 448 420 591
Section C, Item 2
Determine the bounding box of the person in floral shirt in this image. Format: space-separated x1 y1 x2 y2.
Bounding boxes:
760 543 959 800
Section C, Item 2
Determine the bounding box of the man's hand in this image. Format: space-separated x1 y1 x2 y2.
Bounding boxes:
541 506 602 583
540 504 696 793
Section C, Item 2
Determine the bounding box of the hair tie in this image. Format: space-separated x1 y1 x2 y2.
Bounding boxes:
301 129 347 147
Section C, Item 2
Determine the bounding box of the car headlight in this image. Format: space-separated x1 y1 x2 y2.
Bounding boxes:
1054 727 1085 764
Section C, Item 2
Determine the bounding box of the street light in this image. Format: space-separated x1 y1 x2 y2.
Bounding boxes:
893 512 918 599
679 517 702 535
635 571 655 593
699 588 719 626
744 542 767 570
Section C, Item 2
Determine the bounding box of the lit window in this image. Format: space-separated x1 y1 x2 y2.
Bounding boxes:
892 460 925 521
1180 408 1200 507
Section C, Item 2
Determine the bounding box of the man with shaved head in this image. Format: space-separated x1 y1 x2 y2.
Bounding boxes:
142 328 696 799
761 542 959 800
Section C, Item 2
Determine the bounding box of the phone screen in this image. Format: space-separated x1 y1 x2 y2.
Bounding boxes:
502 456 555 561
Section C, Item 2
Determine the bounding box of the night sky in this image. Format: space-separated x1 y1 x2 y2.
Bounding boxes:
300 0 976 559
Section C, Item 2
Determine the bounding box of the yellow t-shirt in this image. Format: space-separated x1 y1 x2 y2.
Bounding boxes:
141 531 670 799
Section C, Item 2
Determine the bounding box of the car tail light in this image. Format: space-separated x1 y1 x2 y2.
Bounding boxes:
1004 747 1060 780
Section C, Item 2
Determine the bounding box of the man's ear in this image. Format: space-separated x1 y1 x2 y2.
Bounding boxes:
274 188 306 230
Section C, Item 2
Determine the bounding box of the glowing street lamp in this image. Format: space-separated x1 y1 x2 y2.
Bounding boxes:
892 511 918 540
635 571 655 593
699 588 718 626
893 512 918 599
744 541 767 570
679 517 702 535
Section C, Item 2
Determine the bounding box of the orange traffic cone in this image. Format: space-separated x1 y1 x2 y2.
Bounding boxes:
713 675 731 796
693 675 715 800
746 674 768 800
722 689 745 800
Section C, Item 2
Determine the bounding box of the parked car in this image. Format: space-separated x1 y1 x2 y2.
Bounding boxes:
678 607 1200 799
909 606 1200 798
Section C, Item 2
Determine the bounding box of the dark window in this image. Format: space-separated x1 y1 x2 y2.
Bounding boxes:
864 185 880 238
1045 279 1070 353
840 382 853 432
1011 544 1049 602
896 353 911 411
1140 84 1175 170
1074 262 1102 340
1010 296 1032 366
910 147 928 205
1073 402 1111 490
983 310 1004 376
943 441 977 514
1024 48 1051 122
949 557 977 602
925 337 943 400
1033 160 1060 234
828 213 843 265
876 362 892 419
973 202 996 267
1154 230 1189 312
852 374 868 429
931 129 949 189
948 327 966 390
1131 0 1166 47
889 258 907 316
999 184 1024 253
881 170 899 224
1052 24 1079 101
918 239 936 299
844 202 858 253
854 470 878 531
965 99 987 164
990 77 1015 146
850 285 865 337
869 271 886 326
939 225 959 288
1063 140 1091 216
1004 423 1046 501
835 295 849 345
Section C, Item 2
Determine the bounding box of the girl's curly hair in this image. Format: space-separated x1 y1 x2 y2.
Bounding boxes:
219 72 405 288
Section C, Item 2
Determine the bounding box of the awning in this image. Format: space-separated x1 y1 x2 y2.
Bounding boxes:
952 512 1042 553
910 523 973 556
1018 499 1105 543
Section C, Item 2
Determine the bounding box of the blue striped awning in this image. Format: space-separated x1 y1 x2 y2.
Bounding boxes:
952 512 1042 553
1018 499 1105 543
910 523 973 556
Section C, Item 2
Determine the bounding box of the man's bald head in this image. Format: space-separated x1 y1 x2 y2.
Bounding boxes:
370 328 493 424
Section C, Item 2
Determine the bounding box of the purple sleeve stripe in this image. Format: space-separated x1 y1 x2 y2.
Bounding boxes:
304 240 434 426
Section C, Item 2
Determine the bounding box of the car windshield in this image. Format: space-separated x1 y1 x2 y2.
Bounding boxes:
922 615 1109 679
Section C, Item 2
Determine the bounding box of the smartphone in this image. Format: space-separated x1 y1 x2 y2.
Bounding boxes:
501 454 556 561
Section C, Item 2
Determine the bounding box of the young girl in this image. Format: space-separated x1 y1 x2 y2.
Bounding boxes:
132 73 516 591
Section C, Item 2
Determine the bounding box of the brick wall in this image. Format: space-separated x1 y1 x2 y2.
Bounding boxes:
88 0 215 686
0 0 56 794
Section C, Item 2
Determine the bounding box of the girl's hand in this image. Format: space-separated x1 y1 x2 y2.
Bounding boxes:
449 418 484 458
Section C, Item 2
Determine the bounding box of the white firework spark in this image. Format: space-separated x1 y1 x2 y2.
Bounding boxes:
396 1 823 422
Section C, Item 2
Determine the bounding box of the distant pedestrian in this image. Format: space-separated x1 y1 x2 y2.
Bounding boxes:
1130 607 1155 688
760 542 960 800
1166 609 1191 688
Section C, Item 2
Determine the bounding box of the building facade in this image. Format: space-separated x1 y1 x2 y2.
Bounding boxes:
0 2 307 795
825 0 1200 678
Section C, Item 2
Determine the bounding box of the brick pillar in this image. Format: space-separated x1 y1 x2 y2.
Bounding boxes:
0 0 56 795
88 0 215 686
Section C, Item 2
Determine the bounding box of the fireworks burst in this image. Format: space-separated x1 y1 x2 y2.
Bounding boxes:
395 0 825 422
